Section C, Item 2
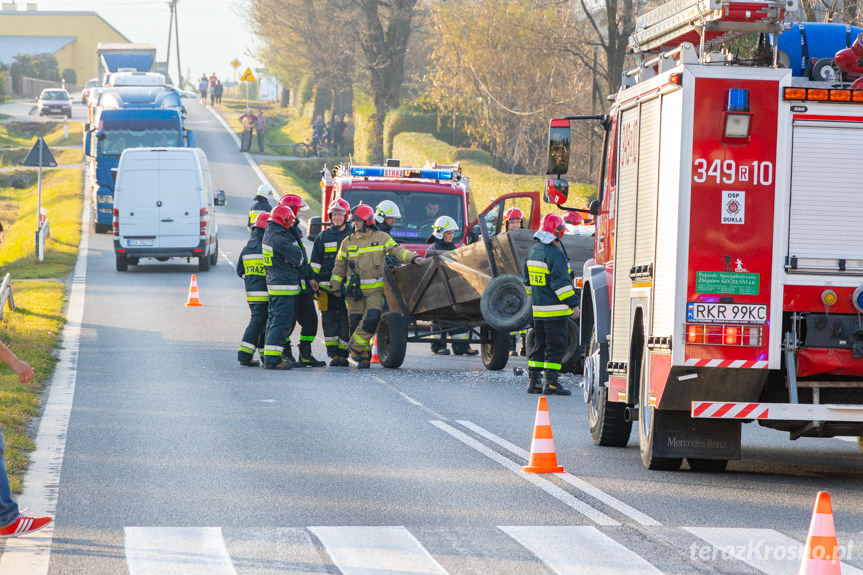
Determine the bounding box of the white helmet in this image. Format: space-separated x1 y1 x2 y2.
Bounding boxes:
256 183 274 200
432 215 459 239
374 200 402 223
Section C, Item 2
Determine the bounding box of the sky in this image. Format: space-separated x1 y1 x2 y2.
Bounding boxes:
33 0 261 85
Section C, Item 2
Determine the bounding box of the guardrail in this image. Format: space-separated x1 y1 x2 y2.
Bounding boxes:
0 273 14 322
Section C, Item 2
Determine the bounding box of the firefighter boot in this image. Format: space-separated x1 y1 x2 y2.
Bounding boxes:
527 368 543 394
283 342 300 368
510 334 518 357
542 370 571 396
298 341 326 368
520 332 527 356
329 355 348 367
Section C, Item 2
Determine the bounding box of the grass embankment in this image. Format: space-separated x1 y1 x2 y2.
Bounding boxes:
0 120 81 491
216 98 306 156
0 120 83 149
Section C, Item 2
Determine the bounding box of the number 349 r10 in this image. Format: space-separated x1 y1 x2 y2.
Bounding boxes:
687 302 767 324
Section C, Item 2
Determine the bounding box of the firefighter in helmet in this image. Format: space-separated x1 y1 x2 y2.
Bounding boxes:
523 213 577 395
373 200 401 234
262 205 303 370
278 194 325 367
330 204 421 368
310 198 353 366
236 211 270 367
249 183 275 228
427 216 478 356
503 207 528 356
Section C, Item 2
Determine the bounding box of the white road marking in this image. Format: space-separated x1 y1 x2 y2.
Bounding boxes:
685 527 863 575
371 376 447 420
501 525 663 575
457 420 661 526
220 249 233 265
430 421 619 526
125 527 237 575
206 107 277 192
309 526 448 575
0 194 90 573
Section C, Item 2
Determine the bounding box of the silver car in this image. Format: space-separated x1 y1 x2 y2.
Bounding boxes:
37 89 72 118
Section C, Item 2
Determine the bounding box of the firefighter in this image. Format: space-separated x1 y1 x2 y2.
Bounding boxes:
330 204 421 368
310 198 353 366
236 211 271 367
523 213 577 395
248 183 275 228
278 194 325 367
426 216 478 356
503 207 527 356
374 200 401 233
262 205 303 370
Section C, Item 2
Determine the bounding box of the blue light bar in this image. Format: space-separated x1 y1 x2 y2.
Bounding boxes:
725 89 750 112
349 166 455 180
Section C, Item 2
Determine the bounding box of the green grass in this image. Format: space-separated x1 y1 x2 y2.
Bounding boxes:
0 120 82 149
215 98 304 155
0 147 81 167
0 167 82 278
0 281 65 493
259 158 340 216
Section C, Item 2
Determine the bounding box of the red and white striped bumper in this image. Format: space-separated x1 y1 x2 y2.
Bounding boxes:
692 401 863 422
684 358 768 368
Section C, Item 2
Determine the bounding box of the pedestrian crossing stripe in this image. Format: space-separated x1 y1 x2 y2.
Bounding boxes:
111 526 863 574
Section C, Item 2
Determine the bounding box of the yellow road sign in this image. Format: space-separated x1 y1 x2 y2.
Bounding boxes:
240 67 256 82
231 58 240 69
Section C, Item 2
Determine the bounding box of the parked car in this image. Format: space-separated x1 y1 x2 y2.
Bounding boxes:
37 89 72 118
81 78 99 104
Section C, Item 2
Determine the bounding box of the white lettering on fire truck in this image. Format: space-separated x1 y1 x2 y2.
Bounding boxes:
693 158 773 186
722 191 745 225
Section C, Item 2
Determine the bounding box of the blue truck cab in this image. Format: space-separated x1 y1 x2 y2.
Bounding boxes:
84 91 193 233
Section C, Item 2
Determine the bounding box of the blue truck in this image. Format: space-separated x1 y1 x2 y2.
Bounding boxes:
96 43 157 85
85 106 194 233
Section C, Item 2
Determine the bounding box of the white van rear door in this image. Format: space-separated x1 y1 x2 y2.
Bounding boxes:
157 154 201 248
117 154 160 245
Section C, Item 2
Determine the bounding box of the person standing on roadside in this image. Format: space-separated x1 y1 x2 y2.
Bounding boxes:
208 72 218 106
331 115 346 156
239 108 258 153
503 207 528 357
0 340 52 537
214 80 223 105
262 206 303 370
198 75 208 106
256 108 267 153
236 212 270 367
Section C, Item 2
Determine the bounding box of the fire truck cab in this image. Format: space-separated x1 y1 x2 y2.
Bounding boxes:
311 161 541 254
545 0 863 471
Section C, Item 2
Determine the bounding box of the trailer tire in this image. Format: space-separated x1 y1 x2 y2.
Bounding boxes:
687 458 728 472
115 253 128 272
810 59 838 82
377 312 407 369
481 274 531 332
586 329 631 447
480 326 509 371
636 338 682 470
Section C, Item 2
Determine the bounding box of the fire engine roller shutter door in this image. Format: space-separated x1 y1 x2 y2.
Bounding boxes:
611 105 640 366
634 98 660 275
788 120 863 270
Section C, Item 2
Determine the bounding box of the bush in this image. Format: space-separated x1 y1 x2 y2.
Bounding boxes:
61 68 76 86
352 100 375 165
296 76 315 110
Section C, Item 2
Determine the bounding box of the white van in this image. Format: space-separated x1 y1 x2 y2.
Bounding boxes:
105 71 166 87
113 148 225 271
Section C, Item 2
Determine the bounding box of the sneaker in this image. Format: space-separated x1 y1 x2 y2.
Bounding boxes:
239 359 260 367
0 514 52 538
433 348 450 356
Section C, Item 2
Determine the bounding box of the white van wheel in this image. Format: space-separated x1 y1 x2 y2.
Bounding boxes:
198 255 210 272
209 241 218 266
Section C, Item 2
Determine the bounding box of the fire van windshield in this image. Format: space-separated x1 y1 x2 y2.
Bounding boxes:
340 190 465 243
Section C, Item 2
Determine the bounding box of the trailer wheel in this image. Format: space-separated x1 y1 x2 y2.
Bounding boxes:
586 329 631 447
377 312 407 369
636 338 682 470
810 59 838 82
115 253 128 272
687 458 728 472
481 274 531 332
480 326 509 371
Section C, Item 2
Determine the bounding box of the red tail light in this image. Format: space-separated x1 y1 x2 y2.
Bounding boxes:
200 208 207 236
724 326 739 345
686 324 761 346
113 208 119 237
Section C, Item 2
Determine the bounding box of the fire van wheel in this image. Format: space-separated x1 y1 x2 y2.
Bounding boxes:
115 253 128 272
480 326 509 371
198 255 210 272
209 240 219 266
585 330 631 447
687 458 728 472
637 340 682 471
480 274 532 333
377 312 407 369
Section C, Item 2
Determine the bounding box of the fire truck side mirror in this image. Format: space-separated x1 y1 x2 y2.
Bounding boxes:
588 199 600 217
544 177 569 205
546 119 571 176
307 216 323 242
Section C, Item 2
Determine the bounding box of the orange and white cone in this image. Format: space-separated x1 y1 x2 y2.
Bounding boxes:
522 396 564 473
185 274 202 307
799 491 841 575
370 334 380 364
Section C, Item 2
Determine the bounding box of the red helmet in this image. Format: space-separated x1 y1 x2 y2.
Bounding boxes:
253 211 271 229
352 204 375 226
540 213 566 239
269 204 295 228
503 207 524 223
328 198 350 216
562 211 583 226
278 194 309 215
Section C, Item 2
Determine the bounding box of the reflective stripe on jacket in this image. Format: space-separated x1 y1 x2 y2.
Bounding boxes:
522 241 577 319
310 222 353 291
262 222 302 294
236 228 268 302
330 229 417 295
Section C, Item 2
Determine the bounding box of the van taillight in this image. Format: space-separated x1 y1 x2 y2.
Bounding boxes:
113 208 119 237
200 207 207 236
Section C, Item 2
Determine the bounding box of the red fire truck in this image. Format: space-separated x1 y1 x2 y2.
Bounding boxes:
310 161 541 252
544 0 863 470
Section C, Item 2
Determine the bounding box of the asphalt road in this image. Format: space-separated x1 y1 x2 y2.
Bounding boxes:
2 99 863 574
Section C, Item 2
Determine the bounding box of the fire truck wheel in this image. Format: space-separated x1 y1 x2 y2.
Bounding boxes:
378 312 407 368
586 329 631 446
636 340 682 470
480 326 509 371
687 458 728 472
481 274 532 333
561 318 582 373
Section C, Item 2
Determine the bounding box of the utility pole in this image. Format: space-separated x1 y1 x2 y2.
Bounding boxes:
166 0 174 83
174 0 182 88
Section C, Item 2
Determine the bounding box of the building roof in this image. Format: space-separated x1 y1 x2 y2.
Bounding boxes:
0 35 76 66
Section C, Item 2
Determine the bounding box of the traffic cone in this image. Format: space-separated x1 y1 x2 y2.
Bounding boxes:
522 396 564 473
799 491 841 575
185 274 202 307
370 334 380 364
